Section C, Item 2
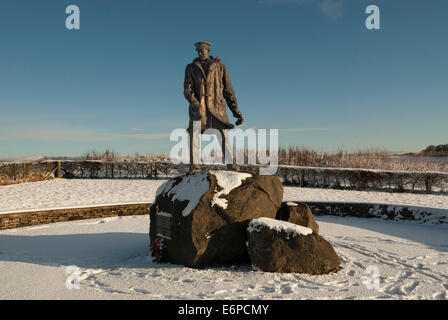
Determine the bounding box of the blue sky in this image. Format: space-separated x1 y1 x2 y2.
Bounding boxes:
0 0 447 157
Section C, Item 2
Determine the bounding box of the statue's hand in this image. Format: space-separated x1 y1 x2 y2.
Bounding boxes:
190 103 203 121
235 113 244 126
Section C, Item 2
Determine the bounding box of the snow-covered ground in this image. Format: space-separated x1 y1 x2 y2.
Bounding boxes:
0 215 446 299
0 178 447 299
1 179 448 214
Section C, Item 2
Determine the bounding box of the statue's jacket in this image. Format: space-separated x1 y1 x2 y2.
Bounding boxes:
184 56 240 131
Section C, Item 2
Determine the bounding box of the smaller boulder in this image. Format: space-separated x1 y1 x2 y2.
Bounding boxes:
247 217 341 274
276 202 319 234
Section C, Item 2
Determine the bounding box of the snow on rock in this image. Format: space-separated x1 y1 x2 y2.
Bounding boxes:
155 179 175 198
209 171 252 209
248 217 313 237
161 172 210 217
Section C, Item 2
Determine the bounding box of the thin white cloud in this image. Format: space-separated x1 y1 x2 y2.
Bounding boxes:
257 0 347 19
1 125 336 142
5 130 113 142
280 127 334 132
2 128 169 142
116 133 170 140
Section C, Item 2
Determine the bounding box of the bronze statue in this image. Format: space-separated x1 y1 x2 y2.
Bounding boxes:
184 41 244 171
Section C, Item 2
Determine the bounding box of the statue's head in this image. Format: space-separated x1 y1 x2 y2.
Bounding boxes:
194 41 211 60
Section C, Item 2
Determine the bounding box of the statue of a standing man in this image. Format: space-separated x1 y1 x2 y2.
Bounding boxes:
184 41 244 172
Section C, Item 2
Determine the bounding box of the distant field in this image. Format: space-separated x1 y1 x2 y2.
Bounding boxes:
394 155 448 164
277 148 448 172
0 156 44 163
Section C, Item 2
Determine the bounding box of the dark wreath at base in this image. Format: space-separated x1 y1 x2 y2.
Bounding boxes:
150 237 167 263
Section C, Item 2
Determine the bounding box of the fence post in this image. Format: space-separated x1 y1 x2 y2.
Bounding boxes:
149 162 153 179
12 164 16 181
57 161 62 178
300 169 304 187
425 175 432 194
398 176 403 192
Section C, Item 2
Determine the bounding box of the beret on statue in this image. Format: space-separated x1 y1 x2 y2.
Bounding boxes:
194 41 212 50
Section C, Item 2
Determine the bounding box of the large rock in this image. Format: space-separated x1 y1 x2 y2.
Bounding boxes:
149 171 283 268
276 202 319 234
247 218 341 274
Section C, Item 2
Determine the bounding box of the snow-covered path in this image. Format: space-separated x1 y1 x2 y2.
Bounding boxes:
0 215 446 299
1 179 448 214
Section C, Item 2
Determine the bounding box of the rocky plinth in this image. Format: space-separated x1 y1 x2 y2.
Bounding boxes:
149 171 283 267
149 170 341 275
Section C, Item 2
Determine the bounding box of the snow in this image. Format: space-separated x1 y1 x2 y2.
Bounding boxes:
286 202 298 207
248 217 313 237
0 179 166 214
0 215 446 299
209 171 252 209
283 187 448 210
0 177 447 299
1 179 447 215
155 179 175 198
163 172 210 217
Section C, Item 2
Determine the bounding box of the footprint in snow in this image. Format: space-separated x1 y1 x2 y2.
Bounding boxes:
131 288 151 294
182 279 194 283
402 281 419 293
262 286 276 293
280 284 293 294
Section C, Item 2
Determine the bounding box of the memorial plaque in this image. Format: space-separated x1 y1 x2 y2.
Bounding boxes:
156 212 173 240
